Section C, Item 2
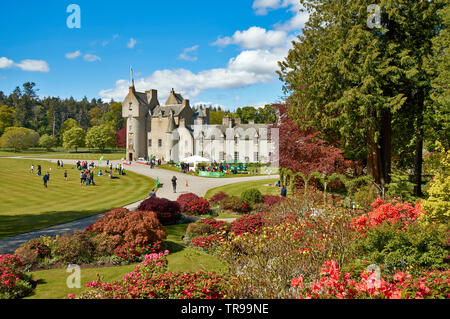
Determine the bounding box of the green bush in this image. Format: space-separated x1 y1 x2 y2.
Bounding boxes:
354 222 449 275
241 188 264 205
185 222 214 242
53 231 96 264
386 169 415 202
421 142 450 225
220 196 252 214
354 184 379 210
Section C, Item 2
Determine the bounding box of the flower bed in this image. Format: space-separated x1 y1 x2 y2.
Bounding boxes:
184 198 211 216
0 254 33 299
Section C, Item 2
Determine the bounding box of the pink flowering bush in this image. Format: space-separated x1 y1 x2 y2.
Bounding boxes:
291 260 450 299
74 251 229 299
114 241 163 263
0 254 33 299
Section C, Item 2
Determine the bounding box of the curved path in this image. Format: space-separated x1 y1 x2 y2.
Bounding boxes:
0 157 279 254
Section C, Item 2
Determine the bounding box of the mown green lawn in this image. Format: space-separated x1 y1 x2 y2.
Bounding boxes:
0 148 125 160
205 178 280 199
26 224 227 299
0 158 154 239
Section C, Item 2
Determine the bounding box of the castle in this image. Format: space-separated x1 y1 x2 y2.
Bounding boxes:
122 84 275 164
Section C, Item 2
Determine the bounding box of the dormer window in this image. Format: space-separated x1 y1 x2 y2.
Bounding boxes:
128 103 132 111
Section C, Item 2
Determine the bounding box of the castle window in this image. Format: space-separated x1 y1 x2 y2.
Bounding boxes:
234 136 239 144
220 152 225 161
149 139 152 147
158 139 162 147
254 152 259 162
234 152 239 162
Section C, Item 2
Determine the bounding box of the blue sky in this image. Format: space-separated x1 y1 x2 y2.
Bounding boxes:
0 0 308 110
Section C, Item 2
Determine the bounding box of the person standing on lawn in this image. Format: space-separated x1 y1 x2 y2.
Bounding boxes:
43 173 50 188
64 170 68 181
281 184 287 197
30 164 34 174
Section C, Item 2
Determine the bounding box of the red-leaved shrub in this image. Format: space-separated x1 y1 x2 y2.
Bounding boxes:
92 209 167 246
177 193 200 212
263 195 284 206
220 196 251 214
137 197 181 225
209 192 229 203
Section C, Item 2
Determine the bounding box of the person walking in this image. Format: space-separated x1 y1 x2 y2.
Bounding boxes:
57 160 60 168
43 173 50 188
90 171 95 185
80 172 84 185
30 164 34 174
60 160 63 168
171 176 177 193
64 170 68 181
37 165 41 176
149 188 156 198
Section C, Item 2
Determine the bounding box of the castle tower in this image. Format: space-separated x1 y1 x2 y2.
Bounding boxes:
122 79 150 161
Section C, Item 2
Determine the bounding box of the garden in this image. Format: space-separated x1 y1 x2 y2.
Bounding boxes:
1 149 448 299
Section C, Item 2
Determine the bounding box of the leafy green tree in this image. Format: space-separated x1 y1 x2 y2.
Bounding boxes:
0 105 15 135
89 107 103 127
278 0 446 191
62 127 86 152
102 102 124 132
0 127 39 151
39 134 58 150
59 118 79 139
85 124 115 151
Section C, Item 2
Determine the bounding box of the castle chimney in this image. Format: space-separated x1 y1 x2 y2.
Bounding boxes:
182 99 190 108
222 116 232 128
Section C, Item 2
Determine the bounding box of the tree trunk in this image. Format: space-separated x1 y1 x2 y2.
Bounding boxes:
414 89 424 197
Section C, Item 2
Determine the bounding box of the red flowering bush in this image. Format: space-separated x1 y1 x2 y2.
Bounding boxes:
92 209 167 247
199 219 230 233
137 198 181 225
220 196 251 214
291 260 450 299
184 198 211 216
209 192 229 204
351 198 425 235
177 193 200 212
230 213 265 236
75 253 229 299
0 254 33 299
191 234 226 253
114 241 163 263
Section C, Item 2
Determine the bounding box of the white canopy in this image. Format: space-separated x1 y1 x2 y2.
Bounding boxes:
181 155 211 163
180 155 210 169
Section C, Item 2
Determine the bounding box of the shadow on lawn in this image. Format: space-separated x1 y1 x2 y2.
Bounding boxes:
0 209 106 240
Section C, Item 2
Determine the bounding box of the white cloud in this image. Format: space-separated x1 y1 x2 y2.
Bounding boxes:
252 0 309 32
65 50 81 59
178 45 199 61
15 59 50 72
83 54 101 62
0 57 14 69
213 26 287 49
99 43 290 103
127 38 137 49
252 0 285 15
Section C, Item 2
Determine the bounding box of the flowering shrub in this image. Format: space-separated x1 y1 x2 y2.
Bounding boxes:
350 199 425 235
0 254 33 299
184 198 211 216
209 192 229 204
191 234 226 253
91 233 123 257
114 241 163 263
241 188 264 205
220 196 251 214
230 213 265 236
75 253 229 299
291 260 450 299
222 208 359 298
92 209 167 246
199 219 229 233
177 193 200 212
